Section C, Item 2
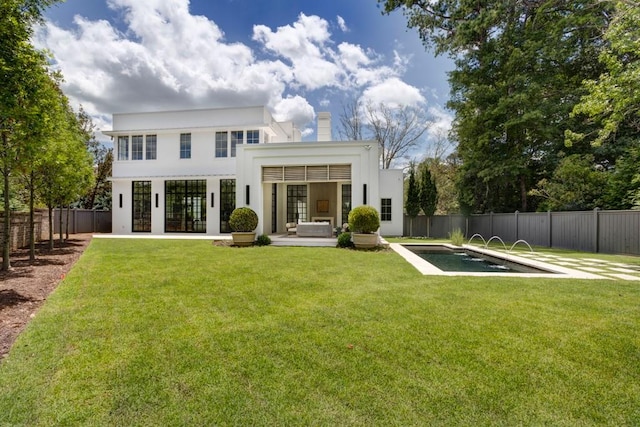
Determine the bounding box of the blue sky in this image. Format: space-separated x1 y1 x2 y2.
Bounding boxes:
39 0 453 152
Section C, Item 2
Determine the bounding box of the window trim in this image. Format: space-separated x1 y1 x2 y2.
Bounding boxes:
381 198 392 222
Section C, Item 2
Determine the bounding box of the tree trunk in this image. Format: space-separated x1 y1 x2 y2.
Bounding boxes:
59 205 64 246
65 205 70 240
520 175 528 212
29 171 35 263
2 163 11 271
48 205 54 250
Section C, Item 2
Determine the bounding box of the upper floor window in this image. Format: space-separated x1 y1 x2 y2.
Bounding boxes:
247 130 259 144
231 131 243 157
117 136 129 160
215 131 228 158
180 133 191 159
146 135 157 160
381 198 392 221
132 135 143 160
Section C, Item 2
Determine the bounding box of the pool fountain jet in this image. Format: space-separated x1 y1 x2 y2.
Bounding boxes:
485 236 508 251
467 233 487 247
509 239 534 253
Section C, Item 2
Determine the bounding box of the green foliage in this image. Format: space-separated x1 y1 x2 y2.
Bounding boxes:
337 231 354 248
531 154 607 211
570 1 640 146
419 164 438 217
229 207 258 232
405 163 420 218
448 228 465 246
255 234 271 246
348 205 381 234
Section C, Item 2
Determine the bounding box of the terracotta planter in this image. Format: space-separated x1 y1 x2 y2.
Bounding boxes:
352 233 378 249
231 232 256 247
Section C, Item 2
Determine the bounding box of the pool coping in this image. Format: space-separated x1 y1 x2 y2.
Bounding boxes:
390 243 607 279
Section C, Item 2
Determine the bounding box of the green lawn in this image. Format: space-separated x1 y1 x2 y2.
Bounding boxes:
1 239 639 426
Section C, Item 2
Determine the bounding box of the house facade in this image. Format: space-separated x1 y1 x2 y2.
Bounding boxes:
105 106 403 236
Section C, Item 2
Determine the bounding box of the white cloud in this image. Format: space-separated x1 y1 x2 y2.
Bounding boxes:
337 15 348 32
36 0 429 139
427 106 453 138
361 77 426 108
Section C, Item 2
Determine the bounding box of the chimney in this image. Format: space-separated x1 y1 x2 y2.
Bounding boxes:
317 112 331 141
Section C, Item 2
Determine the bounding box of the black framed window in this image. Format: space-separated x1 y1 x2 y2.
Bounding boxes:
146 135 157 160
132 135 143 160
180 133 191 159
165 180 206 233
117 136 129 160
220 179 236 233
381 198 392 221
215 131 228 158
247 130 259 144
231 130 243 157
132 181 152 232
341 184 352 226
287 185 307 223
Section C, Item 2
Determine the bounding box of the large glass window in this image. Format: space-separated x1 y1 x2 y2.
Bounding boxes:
180 133 191 159
117 136 129 160
247 130 259 144
165 180 206 233
215 131 228 158
132 135 143 160
381 198 392 221
146 135 157 160
341 184 352 226
231 130 243 157
287 185 307 223
132 181 152 232
220 179 236 233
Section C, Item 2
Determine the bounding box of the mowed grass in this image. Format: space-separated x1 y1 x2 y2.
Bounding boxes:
1 239 639 426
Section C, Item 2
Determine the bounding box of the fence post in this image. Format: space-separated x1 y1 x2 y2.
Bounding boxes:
515 210 519 241
594 207 600 253
547 210 552 248
490 212 494 237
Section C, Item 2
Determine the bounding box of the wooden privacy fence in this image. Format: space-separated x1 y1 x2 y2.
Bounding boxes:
53 209 112 234
404 209 640 255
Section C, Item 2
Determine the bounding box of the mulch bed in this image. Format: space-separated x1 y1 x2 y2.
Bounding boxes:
0 234 93 360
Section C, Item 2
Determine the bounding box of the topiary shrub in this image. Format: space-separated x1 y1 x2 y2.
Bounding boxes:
348 205 380 234
255 234 271 246
337 232 354 248
229 207 258 232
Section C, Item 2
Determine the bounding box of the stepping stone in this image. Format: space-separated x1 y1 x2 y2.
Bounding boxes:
557 257 578 262
584 258 612 263
610 267 639 274
580 267 608 273
608 274 640 281
555 261 576 266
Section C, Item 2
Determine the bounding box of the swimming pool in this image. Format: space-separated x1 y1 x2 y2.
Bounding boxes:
390 243 604 279
406 245 550 274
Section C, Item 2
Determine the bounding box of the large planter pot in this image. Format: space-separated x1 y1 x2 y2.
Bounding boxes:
231 232 256 247
352 233 378 249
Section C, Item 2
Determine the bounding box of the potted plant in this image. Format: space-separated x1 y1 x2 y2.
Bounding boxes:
348 205 380 249
229 207 258 246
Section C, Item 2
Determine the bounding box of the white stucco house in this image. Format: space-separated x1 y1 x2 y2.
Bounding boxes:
104 106 403 237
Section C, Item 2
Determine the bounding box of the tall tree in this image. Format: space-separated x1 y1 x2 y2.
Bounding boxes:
381 0 612 213
568 1 640 147
1 0 62 270
405 163 420 236
418 163 438 236
339 99 432 168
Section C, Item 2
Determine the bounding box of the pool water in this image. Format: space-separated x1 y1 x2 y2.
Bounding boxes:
408 246 553 274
